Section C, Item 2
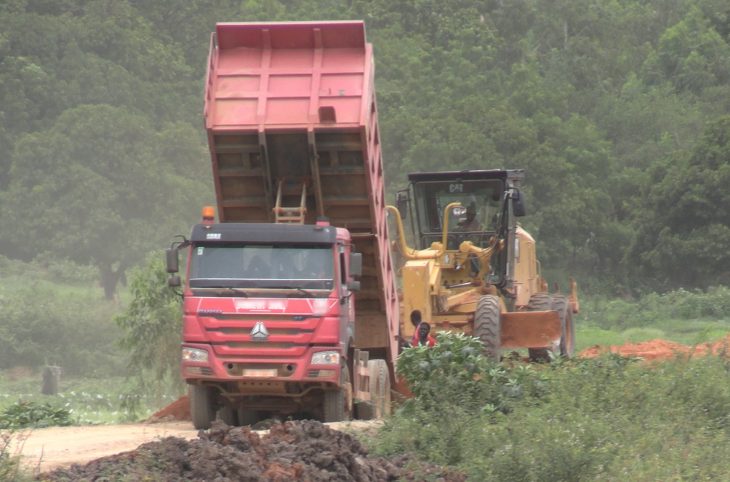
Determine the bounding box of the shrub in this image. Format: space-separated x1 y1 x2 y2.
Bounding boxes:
115 252 184 414
380 332 548 465
583 286 730 331
374 352 730 480
0 430 27 482
0 400 73 429
397 332 548 414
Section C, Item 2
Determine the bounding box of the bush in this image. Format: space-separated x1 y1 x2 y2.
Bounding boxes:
380 333 548 465
0 400 73 429
0 429 27 482
115 252 184 413
397 332 548 413
583 286 730 331
374 352 730 480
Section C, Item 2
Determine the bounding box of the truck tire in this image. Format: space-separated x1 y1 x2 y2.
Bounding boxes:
217 404 237 426
474 295 501 361
527 293 553 362
323 364 353 423
237 407 261 427
371 359 391 418
552 295 575 358
190 385 215 430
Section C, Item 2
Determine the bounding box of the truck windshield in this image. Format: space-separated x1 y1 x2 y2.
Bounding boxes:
189 244 334 290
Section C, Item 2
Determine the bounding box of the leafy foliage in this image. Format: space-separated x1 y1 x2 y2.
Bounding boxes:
114 251 184 408
0 400 72 429
397 332 547 413
392 333 548 464
377 353 730 480
0 429 29 482
0 0 727 295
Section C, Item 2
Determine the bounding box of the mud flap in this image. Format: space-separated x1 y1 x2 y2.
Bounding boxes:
500 311 562 349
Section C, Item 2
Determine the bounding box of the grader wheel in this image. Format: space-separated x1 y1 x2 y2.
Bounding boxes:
552 294 575 357
527 293 575 361
474 295 501 361
527 293 553 362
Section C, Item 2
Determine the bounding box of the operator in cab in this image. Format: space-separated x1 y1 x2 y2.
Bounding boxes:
456 202 482 232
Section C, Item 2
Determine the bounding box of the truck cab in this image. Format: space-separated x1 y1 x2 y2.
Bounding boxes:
170 220 361 427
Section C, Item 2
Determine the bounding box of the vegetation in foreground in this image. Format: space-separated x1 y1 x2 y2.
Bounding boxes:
0 375 180 426
371 332 730 481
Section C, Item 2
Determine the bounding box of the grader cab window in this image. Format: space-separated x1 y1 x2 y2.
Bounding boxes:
412 179 504 248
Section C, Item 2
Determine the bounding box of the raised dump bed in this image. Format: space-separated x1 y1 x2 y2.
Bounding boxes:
204 20 398 360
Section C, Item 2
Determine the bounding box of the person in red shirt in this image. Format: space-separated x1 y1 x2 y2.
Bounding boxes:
409 310 437 347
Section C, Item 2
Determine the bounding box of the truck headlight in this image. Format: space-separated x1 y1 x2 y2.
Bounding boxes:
182 347 209 362
311 351 340 365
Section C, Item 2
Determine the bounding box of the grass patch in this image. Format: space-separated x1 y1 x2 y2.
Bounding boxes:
0 375 180 425
576 287 730 350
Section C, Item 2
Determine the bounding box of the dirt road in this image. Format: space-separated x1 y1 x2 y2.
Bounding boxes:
11 419 380 473
11 421 198 473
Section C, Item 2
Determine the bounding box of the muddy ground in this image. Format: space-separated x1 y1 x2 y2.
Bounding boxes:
39 420 465 481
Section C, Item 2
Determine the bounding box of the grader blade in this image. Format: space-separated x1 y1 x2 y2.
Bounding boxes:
500 311 562 349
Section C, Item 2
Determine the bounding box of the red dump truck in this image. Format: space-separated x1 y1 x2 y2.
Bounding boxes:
166 21 400 429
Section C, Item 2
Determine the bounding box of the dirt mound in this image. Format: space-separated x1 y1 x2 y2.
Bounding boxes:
148 395 190 422
40 420 464 481
579 335 730 361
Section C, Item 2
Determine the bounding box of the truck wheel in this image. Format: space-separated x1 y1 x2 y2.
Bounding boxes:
217 404 237 426
190 385 215 430
323 364 353 423
237 407 261 427
371 359 391 419
552 295 575 358
474 295 501 361
527 293 553 362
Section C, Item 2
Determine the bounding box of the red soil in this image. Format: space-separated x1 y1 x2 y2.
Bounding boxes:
148 395 190 422
579 335 730 361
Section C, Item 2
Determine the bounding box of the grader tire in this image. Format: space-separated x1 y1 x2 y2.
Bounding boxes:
527 293 553 362
552 295 575 358
474 295 501 361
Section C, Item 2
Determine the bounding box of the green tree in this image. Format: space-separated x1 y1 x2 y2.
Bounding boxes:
0 104 207 298
115 252 183 402
115 252 182 378
629 116 730 288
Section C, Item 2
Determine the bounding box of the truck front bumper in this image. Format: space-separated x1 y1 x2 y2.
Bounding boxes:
181 343 342 385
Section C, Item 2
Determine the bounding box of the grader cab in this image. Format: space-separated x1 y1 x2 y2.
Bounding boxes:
388 169 577 360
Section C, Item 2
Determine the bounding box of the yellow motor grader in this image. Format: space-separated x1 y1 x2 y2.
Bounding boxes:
387 169 578 360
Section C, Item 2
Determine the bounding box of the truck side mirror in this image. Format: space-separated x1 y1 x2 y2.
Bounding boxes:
347 280 361 291
513 190 527 217
168 274 181 287
166 248 179 273
349 252 362 278
395 191 408 220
